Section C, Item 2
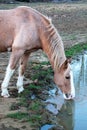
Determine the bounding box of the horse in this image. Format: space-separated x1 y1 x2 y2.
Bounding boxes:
0 6 75 100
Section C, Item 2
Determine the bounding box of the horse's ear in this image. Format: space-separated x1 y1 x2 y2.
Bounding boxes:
63 59 68 69
59 59 68 71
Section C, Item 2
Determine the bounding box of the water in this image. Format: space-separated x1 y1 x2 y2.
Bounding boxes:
46 88 64 115
41 124 54 130
72 52 87 130
42 51 87 130
58 51 87 130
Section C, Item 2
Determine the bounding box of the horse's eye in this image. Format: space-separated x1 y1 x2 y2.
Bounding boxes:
65 76 70 79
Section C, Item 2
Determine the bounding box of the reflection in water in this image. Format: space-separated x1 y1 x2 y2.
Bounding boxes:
72 52 87 100
72 52 87 130
59 52 87 130
58 101 75 130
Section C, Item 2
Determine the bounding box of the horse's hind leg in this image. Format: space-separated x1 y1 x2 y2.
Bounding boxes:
17 53 30 93
1 49 25 97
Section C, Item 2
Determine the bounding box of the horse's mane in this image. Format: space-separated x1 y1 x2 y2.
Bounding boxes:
46 19 66 69
21 6 66 70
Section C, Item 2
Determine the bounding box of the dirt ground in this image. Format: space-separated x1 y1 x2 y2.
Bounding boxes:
0 2 87 130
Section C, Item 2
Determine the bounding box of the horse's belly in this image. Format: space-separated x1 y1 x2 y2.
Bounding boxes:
0 32 13 52
0 38 12 52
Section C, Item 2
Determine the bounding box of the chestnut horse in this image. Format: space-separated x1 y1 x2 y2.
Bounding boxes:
0 6 75 99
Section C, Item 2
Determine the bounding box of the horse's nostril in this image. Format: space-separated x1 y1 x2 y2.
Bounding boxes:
65 93 73 99
71 95 72 98
63 93 74 100
65 93 69 98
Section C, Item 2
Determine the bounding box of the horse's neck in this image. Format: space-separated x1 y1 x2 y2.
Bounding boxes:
52 32 66 69
41 24 66 70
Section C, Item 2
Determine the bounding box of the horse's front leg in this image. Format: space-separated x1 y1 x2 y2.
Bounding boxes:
17 53 30 93
1 64 15 97
1 49 24 97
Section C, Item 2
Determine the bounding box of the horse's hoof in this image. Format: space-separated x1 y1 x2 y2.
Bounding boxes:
1 92 10 98
1 88 10 97
18 86 24 93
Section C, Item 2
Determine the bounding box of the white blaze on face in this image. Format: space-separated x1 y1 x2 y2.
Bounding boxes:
70 70 75 98
63 64 75 100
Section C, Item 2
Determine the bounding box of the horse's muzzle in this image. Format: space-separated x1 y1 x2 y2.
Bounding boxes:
63 93 75 100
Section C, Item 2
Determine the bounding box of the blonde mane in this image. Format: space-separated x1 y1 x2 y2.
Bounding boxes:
46 20 66 69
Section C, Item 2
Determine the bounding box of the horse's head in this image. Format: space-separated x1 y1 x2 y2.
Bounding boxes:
54 59 75 100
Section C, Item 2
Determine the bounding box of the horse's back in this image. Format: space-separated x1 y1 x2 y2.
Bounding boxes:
0 6 50 51
0 6 50 34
